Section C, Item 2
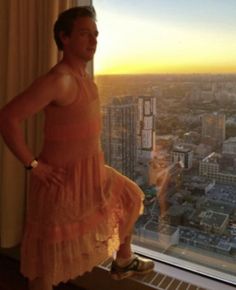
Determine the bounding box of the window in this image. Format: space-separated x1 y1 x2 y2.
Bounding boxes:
93 0 236 286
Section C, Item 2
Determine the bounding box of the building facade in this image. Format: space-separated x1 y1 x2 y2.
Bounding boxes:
223 137 236 155
101 96 137 179
199 152 236 184
171 146 193 169
137 96 157 161
201 113 225 146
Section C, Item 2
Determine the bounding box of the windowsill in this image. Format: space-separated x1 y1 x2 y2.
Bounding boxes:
73 258 236 290
1 246 235 290
133 244 236 289
151 260 235 290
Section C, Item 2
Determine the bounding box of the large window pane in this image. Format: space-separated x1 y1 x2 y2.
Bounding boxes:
94 0 236 285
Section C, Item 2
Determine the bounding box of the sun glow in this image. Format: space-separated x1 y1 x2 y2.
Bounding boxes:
94 7 236 75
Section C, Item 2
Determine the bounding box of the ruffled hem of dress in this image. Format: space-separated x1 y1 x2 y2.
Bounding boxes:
21 214 121 285
21 166 144 285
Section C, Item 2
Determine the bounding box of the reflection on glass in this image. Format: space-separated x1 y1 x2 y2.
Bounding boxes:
94 0 236 284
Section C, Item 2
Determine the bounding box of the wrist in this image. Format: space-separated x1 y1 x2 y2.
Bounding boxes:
25 158 39 170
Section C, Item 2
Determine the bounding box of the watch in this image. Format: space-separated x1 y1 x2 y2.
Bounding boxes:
25 159 39 170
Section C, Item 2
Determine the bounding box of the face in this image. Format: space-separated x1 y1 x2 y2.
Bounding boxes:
61 17 98 62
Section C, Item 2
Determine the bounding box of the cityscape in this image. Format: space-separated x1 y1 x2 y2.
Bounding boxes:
95 73 236 279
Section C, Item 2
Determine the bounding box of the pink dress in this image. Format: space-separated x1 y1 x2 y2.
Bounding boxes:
20 74 144 285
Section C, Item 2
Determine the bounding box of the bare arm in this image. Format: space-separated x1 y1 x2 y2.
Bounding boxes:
0 72 77 186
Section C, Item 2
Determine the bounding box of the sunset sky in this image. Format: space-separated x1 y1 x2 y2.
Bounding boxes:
93 0 236 75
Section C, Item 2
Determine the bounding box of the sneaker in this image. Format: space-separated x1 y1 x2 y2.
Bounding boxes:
110 255 155 280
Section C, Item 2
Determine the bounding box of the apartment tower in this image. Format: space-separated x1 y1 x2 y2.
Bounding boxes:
101 96 137 179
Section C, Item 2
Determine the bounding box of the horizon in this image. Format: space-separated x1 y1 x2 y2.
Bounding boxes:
95 72 236 77
93 0 236 75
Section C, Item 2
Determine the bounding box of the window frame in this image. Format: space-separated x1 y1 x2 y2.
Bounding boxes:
92 0 236 286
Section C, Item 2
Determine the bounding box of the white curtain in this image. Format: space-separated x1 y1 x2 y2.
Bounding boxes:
0 0 79 248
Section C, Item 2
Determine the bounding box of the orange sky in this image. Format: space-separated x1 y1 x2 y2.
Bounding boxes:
94 3 236 75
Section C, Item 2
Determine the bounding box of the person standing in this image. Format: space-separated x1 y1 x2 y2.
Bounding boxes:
0 7 154 290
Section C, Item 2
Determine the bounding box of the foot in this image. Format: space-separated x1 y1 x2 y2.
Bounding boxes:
110 254 155 280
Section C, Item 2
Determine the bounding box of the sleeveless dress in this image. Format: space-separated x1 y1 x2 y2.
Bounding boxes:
20 74 144 285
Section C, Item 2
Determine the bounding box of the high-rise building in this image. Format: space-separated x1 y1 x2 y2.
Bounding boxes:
101 96 137 179
137 96 157 161
171 146 193 170
201 113 225 146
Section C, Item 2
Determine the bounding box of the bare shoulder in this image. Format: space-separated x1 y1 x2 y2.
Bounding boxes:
45 64 78 105
34 64 77 92
0 64 78 121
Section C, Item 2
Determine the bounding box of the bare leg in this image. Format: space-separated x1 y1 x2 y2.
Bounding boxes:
28 277 53 290
111 232 155 280
116 234 133 261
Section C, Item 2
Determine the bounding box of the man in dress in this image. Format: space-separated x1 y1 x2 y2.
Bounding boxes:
0 6 154 290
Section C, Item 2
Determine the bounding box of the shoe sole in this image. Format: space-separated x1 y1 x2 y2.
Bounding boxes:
110 266 155 280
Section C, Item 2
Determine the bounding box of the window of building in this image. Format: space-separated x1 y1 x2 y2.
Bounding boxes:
93 0 236 286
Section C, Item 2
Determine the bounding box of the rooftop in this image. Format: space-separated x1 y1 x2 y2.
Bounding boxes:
201 210 229 227
224 137 236 144
173 146 192 153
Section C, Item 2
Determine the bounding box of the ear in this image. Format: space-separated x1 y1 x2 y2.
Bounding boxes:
59 31 70 48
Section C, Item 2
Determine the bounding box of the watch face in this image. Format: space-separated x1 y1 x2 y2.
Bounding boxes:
31 160 38 168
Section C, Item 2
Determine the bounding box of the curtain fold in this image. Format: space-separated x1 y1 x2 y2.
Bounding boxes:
0 0 78 248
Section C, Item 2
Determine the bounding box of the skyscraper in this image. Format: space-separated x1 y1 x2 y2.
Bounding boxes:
101 96 137 179
137 96 157 161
